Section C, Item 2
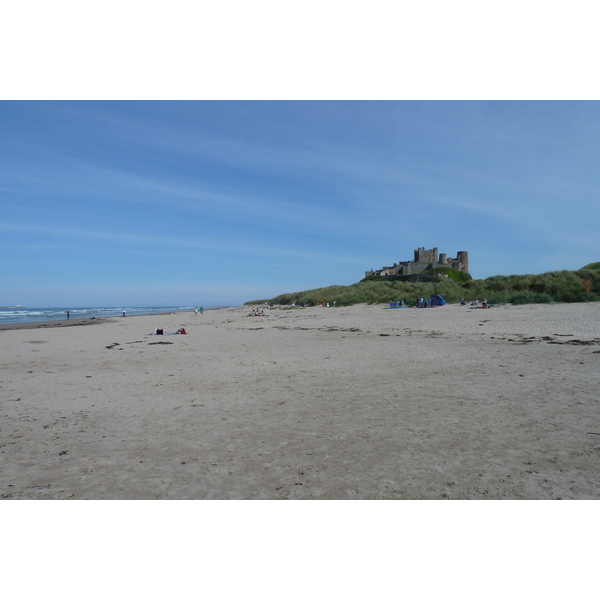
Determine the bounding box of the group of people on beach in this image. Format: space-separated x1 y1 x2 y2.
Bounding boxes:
194 307 204 316
248 307 266 316
460 298 489 308
150 327 187 335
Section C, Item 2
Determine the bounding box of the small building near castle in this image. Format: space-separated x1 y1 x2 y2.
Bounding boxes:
365 247 469 278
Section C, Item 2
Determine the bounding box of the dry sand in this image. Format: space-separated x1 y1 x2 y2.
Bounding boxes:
1 302 599 499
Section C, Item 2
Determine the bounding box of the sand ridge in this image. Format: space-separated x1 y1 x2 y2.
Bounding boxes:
1 302 599 499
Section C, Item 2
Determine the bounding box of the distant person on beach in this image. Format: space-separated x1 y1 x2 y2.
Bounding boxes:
194 307 198 316
123 310 126 317
151 327 167 335
67 310 70 320
200 307 204 315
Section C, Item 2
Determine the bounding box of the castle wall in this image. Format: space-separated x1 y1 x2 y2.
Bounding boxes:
397 261 435 275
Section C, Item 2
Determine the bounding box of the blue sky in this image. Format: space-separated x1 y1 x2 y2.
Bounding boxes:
1 101 599 307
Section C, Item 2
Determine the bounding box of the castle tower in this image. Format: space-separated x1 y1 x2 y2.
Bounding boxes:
439 253 447 264
457 251 469 273
414 247 438 262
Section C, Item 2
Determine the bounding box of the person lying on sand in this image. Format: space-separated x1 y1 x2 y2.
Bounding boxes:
151 327 167 335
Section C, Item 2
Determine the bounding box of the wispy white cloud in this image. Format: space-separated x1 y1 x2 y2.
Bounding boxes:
0 276 30 282
1 152 390 242
0 220 363 267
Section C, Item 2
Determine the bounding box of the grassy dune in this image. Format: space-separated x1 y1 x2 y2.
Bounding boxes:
247 264 600 307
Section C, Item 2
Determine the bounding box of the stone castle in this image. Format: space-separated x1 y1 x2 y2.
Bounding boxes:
365 247 469 278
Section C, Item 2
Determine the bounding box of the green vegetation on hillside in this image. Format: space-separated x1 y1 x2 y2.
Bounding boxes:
363 266 472 284
246 264 599 307
581 262 600 271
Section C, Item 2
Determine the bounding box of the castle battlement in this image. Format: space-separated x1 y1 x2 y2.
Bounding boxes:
366 247 469 278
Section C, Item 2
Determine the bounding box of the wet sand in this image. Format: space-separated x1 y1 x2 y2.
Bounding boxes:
0 318 106 331
0 310 185 331
1 302 599 499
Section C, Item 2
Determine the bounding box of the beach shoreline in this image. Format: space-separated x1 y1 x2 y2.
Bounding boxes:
0 310 194 331
1 301 599 499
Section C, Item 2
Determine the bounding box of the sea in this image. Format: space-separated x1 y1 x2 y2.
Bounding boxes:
0 306 204 325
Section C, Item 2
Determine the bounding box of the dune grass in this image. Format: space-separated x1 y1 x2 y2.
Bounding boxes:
247 264 599 307
581 262 600 271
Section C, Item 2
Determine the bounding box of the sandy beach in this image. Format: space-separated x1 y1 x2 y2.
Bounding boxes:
1 302 599 499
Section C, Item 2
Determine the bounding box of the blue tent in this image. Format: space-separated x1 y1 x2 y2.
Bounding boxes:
430 294 446 306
